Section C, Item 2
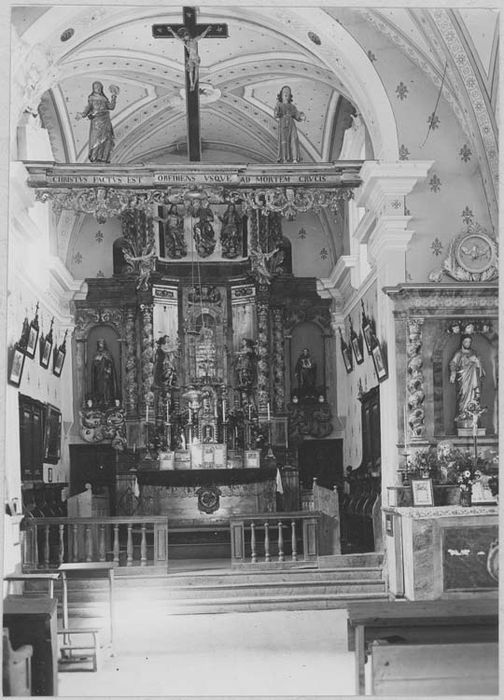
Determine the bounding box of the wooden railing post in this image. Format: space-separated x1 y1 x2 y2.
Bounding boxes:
71 524 78 562
264 521 270 562
113 525 120 565
230 520 245 563
43 526 50 568
85 525 93 562
278 521 284 562
126 524 133 566
98 525 106 562
291 520 297 561
153 520 168 569
140 524 147 566
302 516 319 560
250 522 257 564
58 524 65 565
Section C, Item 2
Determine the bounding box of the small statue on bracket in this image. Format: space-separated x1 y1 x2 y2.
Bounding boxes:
274 85 306 164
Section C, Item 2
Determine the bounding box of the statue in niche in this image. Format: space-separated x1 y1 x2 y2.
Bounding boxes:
76 81 120 163
274 85 306 164
90 338 118 407
153 204 187 259
295 347 317 399
234 338 256 390
220 203 242 259
449 334 486 429
192 200 216 257
165 25 212 91
153 335 178 389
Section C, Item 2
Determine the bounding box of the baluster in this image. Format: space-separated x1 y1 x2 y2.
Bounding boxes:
291 520 297 561
58 524 65 565
113 525 120 565
33 524 39 568
98 525 106 562
278 521 284 562
72 524 78 562
126 524 133 566
250 522 257 564
264 520 270 562
43 526 50 568
85 525 93 562
140 524 147 566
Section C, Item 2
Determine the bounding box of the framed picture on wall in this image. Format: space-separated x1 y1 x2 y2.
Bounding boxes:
371 341 388 382
411 478 434 507
25 303 40 359
338 327 353 373
8 344 26 387
39 317 54 369
52 330 68 378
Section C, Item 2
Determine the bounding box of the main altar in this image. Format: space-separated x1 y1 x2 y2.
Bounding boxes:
29 161 361 521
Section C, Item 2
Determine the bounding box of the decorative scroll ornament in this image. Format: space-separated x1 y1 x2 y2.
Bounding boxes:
429 223 498 282
35 185 355 223
79 404 126 450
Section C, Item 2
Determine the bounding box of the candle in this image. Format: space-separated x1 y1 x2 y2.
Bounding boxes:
248 405 252 421
188 408 192 424
222 400 226 423
267 403 271 421
166 402 170 423
403 406 408 453
146 402 149 423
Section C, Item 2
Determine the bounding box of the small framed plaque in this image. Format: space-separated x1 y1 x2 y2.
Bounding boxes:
411 478 434 507
245 450 260 469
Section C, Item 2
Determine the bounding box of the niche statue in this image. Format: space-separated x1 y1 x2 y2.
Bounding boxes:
91 339 118 407
449 334 485 430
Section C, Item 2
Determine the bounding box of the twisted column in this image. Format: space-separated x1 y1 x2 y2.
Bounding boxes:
256 298 270 414
406 318 425 439
124 307 139 418
139 303 154 416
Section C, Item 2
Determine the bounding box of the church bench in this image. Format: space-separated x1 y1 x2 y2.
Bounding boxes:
347 598 498 695
2 627 33 696
370 641 498 696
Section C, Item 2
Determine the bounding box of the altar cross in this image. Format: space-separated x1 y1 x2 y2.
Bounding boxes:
153 7 228 161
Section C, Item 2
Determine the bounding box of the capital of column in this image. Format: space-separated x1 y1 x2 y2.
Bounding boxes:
355 160 434 212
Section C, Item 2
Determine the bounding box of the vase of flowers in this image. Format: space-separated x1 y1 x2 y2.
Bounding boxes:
457 468 481 507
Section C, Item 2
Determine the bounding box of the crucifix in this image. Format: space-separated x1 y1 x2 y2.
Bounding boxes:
153 7 228 162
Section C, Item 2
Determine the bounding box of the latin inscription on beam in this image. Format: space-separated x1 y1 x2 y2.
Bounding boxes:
30 163 363 189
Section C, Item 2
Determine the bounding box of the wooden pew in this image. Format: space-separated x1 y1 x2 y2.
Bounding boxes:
2 628 33 696
347 598 498 695
371 642 499 696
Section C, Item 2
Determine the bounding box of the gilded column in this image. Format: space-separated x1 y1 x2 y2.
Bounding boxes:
271 307 286 414
124 307 139 418
406 317 425 439
139 303 154 415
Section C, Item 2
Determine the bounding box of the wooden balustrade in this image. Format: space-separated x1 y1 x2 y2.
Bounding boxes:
22 516 168 570
229 511 321 566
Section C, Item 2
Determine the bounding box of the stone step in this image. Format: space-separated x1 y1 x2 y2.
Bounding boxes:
66 590 390 616
58 566 383 591
318 552 384 568
64 577 386 602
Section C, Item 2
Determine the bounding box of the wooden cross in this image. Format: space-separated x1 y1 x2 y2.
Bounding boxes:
153 7 228 162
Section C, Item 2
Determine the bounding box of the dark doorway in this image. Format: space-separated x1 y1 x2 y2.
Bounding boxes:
298 439 343 490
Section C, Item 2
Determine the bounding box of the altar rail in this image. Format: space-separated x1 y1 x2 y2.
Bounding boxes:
22 516 168 570
229 512 322 566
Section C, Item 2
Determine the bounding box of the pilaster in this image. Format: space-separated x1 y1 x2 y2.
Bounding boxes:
354 161 433 491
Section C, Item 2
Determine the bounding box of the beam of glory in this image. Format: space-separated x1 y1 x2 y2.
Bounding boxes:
153 7 228 162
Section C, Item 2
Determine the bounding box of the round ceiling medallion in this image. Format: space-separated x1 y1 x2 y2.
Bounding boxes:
308 32 321 45
60 28 75 42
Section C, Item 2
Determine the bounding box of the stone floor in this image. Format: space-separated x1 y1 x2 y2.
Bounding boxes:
57 607 357 697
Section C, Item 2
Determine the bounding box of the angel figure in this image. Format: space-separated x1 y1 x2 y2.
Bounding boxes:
122 243 157 291
166 25 212 91
250 247 279 285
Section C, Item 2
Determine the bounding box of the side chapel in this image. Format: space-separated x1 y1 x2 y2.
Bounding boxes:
2 2 499 657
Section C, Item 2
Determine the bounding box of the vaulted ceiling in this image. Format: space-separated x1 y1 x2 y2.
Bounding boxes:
12 6 498 168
